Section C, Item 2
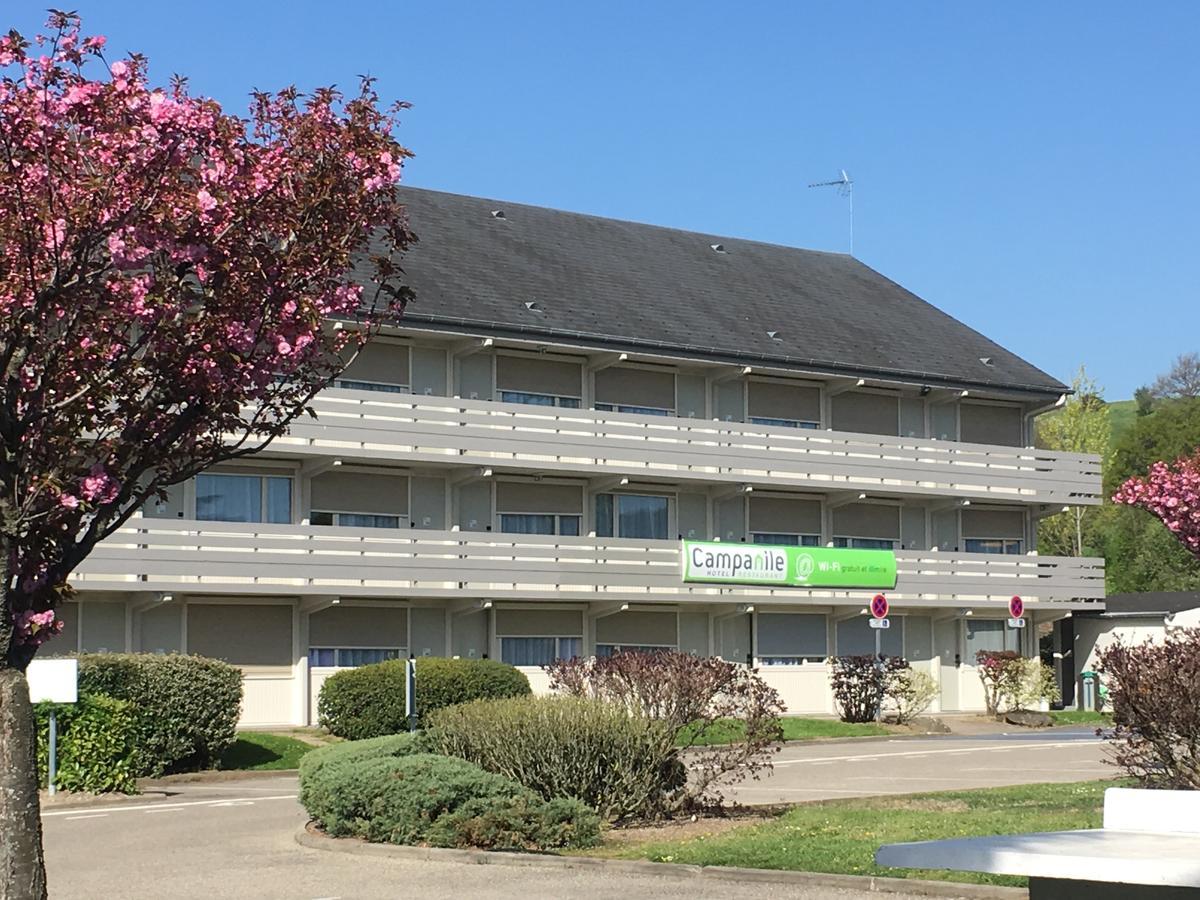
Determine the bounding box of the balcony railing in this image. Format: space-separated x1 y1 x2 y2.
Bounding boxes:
266 390 1103 506
74 520 1105 609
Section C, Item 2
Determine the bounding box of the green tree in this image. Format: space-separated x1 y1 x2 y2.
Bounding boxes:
1035 366 1111 557
1096 393 1200 593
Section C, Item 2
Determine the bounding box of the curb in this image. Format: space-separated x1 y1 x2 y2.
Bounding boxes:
295 826 1024 899
140 769 299 787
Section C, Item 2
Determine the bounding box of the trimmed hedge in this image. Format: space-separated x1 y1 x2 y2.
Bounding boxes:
76 653 242 776
300 749 599 850
35 695 139 794
429 695 681 822
317 657 531 740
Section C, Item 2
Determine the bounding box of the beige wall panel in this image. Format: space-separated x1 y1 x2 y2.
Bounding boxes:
411 346 448 397
81 602 126 653
140 603 182 654
496 356 582 396
832 504 901 539
594 367 675 409
342 343 410 386
496 482 584 513
962 509 1026 539
749 497 821 534
310 606 407 648
677 492 708 540
960 403 1023 447
410 607 446 657
678 611 709 655
595 611 677 646
831 392 899 436
676 374 707 419
451 609 488 659
748 381 821 422
188 604 292 666
49 602 80 655
496 608 583 637
311 473 409 516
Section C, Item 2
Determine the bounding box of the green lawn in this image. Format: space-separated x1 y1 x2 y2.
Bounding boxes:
587 780 1114 886
680 717 889 746
219 732 314 771
1049 710 1112 727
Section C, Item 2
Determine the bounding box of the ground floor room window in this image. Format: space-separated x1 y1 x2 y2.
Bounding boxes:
308 647 403 667
311 511 407 528
499 513 582 536
499 390 581 408
756 612 827 665
751 532 820 546
833 536 897 550
500 636 582 666
196 473 292 524
964 538 1024 554
595 493 670 539
965 619 1021 656
594 402 673 416
594 643 676 657
836 615 904 657
749 416 819 429
331 378 411 394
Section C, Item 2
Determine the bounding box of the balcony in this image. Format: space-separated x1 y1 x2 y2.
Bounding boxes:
267 390 1103 506
75 520 1105 609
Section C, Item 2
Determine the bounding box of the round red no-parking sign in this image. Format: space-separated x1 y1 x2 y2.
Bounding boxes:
1009 595 1024 619
870 593 889 619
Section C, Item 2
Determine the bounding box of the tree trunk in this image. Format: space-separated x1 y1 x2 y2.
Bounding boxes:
0 666 47 900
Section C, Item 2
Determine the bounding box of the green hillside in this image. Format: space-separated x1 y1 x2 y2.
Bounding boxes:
1106 399 1136 452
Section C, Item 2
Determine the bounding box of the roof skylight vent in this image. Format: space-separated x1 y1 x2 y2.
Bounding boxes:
979 356 995 367
710 243 726 253
490 209 506 219
767 330 783 341
524 301 543 312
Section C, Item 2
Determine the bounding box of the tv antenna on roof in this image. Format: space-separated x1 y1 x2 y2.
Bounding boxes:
808 169 854 256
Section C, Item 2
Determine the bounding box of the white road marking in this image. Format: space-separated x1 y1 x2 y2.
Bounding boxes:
145 808 182 814
775 740 1095 767
42 794 297 818
63 813 109 821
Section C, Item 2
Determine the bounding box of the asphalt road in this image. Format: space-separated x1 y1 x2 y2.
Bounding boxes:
42 729 1112 899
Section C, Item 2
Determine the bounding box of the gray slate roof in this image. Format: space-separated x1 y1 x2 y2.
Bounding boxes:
1100 592 1200 616
370 187 1066 396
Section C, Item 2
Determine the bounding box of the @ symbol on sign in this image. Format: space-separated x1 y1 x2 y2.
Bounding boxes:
795 553 815 580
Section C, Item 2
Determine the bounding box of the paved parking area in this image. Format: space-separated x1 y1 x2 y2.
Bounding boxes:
42 730 1110 898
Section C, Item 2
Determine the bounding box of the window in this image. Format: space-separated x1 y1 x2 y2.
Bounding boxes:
752 533 820 547
499 390 581 408
756 612 828 665
965 619 1021 656
499 513 581 536
749 416 819 429
311 511 407 529
500 636 581 666
964 538 1024 555
837 616 904 657
595 643 674 657
594 402 672 417
331 378 411 394
833 537 897 550
595 494 670 539
196 473 291 524
308 647 402 667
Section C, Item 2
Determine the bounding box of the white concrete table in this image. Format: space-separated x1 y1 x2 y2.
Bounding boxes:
875 788 1200 899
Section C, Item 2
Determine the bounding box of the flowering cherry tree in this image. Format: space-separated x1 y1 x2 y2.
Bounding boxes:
1113 453 1200 560
0 14 414 896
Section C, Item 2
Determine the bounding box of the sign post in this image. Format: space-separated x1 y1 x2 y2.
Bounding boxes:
27 659 79 797
1008 595 1026 630
405 656 417 733
870 594 889 723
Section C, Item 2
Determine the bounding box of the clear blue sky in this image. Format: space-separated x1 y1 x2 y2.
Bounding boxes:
14 2 1199 398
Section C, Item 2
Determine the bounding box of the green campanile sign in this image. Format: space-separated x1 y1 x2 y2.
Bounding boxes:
681 541 897 589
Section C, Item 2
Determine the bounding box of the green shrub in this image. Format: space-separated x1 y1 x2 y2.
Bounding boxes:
429 695 679 822
317 657 530 739
35 695 139 794
300 750 598 850
298 732 428 824
76 653 242 776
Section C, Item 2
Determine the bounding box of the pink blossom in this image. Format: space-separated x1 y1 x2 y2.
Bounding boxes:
109 59 128 78
59 493 79 509
79 463 120 504
196 189 217 212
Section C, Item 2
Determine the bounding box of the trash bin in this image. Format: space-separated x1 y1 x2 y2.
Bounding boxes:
1081 671 1099 711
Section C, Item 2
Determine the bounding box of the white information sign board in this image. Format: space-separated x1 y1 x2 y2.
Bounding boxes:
26 658 78 704
1007 618 1027 629
869 617 890 629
